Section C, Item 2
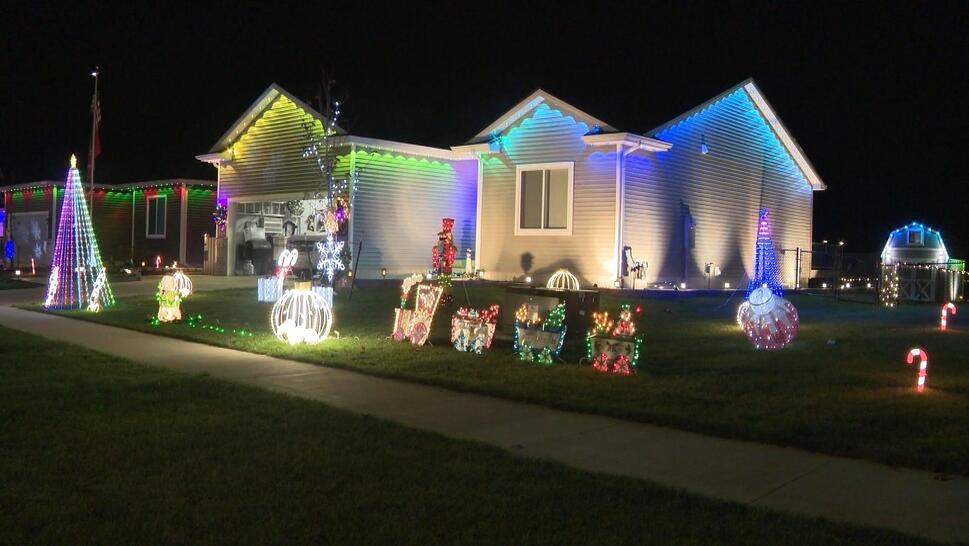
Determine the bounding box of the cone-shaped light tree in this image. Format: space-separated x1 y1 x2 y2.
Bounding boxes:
745 208 784 298
44 155 114 311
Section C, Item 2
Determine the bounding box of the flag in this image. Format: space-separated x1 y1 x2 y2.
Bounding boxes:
88 92 101 182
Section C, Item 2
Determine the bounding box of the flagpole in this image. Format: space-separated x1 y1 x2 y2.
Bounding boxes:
88 68 99 214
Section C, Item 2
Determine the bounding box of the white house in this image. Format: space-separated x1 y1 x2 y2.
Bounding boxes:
199 79 824 288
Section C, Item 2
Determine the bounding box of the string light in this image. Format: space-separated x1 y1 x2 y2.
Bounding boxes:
43 155 114 311
745 208 784 297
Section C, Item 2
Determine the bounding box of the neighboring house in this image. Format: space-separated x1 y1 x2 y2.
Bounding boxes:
196 85 477 278
455 79 824 288
0 179 215 269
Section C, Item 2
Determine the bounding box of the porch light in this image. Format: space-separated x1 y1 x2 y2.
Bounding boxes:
525 276 532 284
381 267 387 278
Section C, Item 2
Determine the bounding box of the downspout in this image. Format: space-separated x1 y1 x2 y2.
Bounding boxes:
130 189 135 263
474 152 483 275
348 143 356 254
179 184 188 265
614 143 640 286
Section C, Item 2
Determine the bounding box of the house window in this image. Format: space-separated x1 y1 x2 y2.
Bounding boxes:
515 163 573 235
907 228 923 246
146 195 167 239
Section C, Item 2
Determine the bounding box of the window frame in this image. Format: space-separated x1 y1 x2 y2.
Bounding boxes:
907 227 923 246
514 162 574 236
146 194 168 239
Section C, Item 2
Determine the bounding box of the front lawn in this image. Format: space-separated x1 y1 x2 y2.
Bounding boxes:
0 277 37 290
0 325 940 545
38 285 969 475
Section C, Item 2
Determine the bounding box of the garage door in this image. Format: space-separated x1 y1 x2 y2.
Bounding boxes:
9 211 52 268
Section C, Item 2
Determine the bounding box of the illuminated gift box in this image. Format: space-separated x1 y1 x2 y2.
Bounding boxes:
451 304 500 354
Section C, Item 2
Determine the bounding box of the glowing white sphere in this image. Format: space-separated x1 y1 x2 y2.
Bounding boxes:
546 269 580 291
173 271 193 298
270 286 332 345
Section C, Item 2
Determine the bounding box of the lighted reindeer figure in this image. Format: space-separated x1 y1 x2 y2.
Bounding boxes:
940 303 956 331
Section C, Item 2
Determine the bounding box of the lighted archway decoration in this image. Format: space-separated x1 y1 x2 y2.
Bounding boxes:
546 269 580 291
271 282 332 345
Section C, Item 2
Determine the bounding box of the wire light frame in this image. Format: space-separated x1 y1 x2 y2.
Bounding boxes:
546 269 580 291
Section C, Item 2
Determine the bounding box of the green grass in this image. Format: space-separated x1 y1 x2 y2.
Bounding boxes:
0 277 37 290
0 325 943 545
36 286 969 475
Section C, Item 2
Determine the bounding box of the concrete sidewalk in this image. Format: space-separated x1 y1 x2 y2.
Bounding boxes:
1 306 967 543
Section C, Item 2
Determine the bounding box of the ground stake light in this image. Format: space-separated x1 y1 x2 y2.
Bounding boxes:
905 348 929 393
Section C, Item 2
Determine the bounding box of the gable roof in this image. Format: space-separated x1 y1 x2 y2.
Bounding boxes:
208 83 344 154
203 84 470 162
468 88 618 143
648 78 826 191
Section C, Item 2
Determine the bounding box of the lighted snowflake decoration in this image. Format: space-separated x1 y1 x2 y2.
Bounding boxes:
316 234 345 282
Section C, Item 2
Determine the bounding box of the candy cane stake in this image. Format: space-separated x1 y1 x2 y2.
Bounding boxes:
940 303 956 331
905 348 928 393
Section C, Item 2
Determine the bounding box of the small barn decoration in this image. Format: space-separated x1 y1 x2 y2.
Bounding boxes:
271 281 332 345
586 304 644 375
156 275 183 323
393 276 444 346
451 304 500 354
546 269 580 291
514 302 567 364
879 223 964 303
736 285 799 349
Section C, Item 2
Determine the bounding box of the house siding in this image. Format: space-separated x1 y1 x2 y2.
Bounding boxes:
185 187 216 266
91 189 133 266
624 87 814 288
214 93 477 278
350 150 477 278
478 103 617 287
218 95 326 200
132 187 182 266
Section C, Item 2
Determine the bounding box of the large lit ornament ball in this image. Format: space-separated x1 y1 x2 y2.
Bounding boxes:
547 269 580 291
736 286 799 350
270 281 332 345
172 271 193 298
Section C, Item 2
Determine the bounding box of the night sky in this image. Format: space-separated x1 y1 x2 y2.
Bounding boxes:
2 3 966 256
